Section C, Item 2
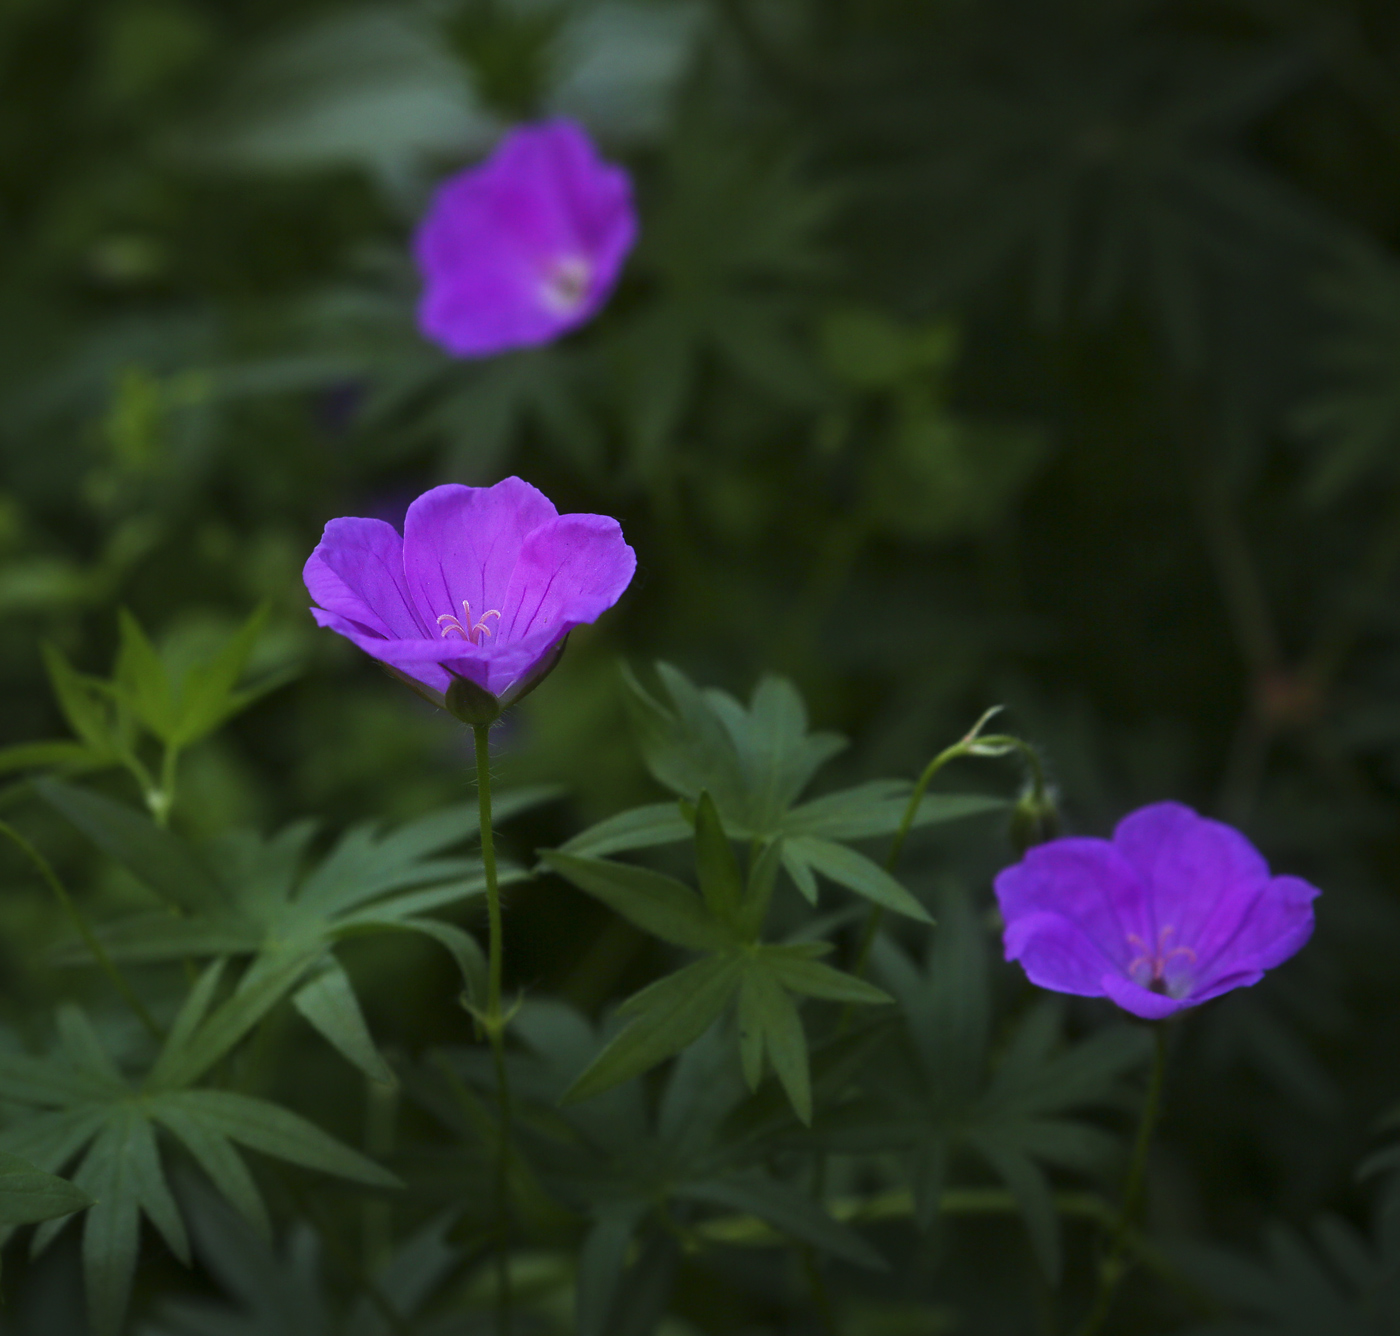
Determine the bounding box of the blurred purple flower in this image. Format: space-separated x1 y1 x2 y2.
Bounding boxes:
413 119 636 357
304 476 636 714
993 802 1319 1020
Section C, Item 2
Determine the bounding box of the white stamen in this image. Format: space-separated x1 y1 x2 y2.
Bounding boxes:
539 255 592 316
438 600 502 646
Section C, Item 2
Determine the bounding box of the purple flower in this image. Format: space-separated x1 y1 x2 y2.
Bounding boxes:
993 802 1319 1020
304 476 636 715
413 119 636 357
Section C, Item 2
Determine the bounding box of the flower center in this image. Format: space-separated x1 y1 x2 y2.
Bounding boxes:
1125 925 1196 996
437 600 500 645
538 255 593 316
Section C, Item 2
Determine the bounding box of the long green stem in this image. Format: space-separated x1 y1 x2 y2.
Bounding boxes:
1075 1025 1168 1336
472 723 514 1336
0 819 163 1042
850 713 1044 982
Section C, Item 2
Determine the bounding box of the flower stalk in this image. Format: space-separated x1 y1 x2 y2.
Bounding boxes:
472 722 515 1336
850 708 1047 981
1075 1024 1168 1336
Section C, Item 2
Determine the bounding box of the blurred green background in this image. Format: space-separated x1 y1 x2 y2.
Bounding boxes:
7 0 1400 1330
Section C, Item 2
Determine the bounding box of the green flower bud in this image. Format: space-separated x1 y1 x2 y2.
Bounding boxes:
1008 783 1060 857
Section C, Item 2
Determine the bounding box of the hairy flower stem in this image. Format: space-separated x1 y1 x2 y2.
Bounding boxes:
850 713 1046 985
472 723 514 1336
0 819 163 1042
1075 1025 1168 1336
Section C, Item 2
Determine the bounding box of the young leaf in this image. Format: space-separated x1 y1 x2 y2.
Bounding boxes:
708 674 846 828
114 610 179 742
564 954 745 1103
540 851 732 951
169 604 275 747
42 644 123 761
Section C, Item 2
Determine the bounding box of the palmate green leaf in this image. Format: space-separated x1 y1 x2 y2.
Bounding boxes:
150 1102 271 1241
114 609 179 741
148 950 315 1091
42 644 129 762
761 945 893 1005
0 1151 91 1225
563 954 746 1104
861 886 1150 1271
167 603 274 748
157 1091 398 1187
0 989 401 1336
622 662 752 819
705 676 845 829
622 663 843 833
143 1182 460 1336
540 851 732 952
42 787 540 1076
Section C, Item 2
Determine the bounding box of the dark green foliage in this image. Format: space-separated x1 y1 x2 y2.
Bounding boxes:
2 0 1400 1331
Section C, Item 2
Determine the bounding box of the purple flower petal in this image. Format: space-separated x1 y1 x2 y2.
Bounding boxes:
414 119 636 358
1112 803 1270 977
499 513 637 643
402 478 558 634
1100 972 1191 1020
1192 874 1318 989
1001 910 1118 997
995 800 1320 1019
994 838 1152 977
304 518 427 640
304 476 635 710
